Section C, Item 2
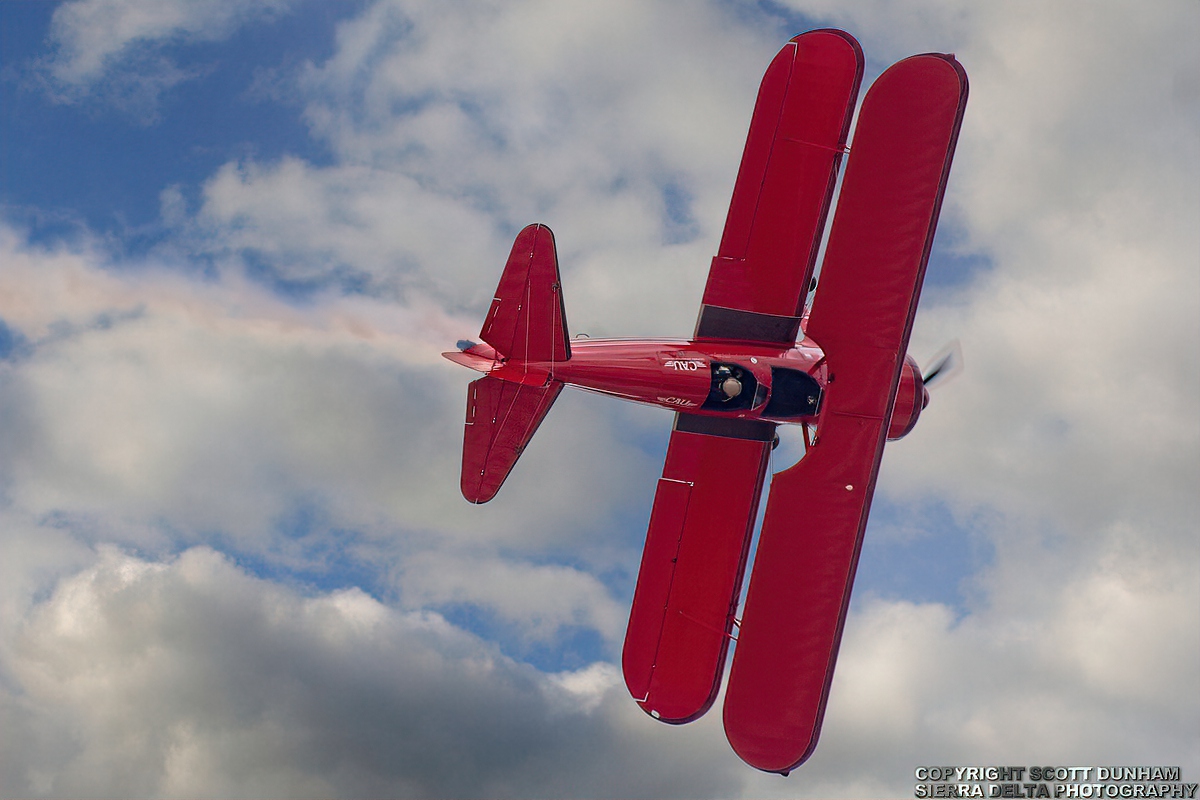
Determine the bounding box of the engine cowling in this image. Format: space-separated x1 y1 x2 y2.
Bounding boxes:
886 355 928 440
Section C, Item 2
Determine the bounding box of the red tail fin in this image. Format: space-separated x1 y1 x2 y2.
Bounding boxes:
458 224 571 503
480 224 570 365
461 376 562 503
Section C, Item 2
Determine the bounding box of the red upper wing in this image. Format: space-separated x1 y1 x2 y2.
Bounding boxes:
695 30 862 344
722 54 968 773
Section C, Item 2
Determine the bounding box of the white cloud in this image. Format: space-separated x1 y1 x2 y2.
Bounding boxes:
38 0 294 114
0 223 657 560
0 225 445 539
190 0 783 335
856 0 1199 565
197 157 503 303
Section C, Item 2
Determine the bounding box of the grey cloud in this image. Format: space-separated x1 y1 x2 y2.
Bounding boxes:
1 546 743 798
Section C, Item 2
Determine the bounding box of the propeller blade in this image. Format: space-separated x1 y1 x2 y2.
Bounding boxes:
922 339 962 388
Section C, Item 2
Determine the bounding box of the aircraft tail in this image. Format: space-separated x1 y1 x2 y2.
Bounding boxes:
457 224 570 503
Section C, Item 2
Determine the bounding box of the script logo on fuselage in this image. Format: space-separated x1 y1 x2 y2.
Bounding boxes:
656 396 698 407
663 359 705 371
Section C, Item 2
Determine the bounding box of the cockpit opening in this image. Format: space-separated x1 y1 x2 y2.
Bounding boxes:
763 367 822 418
702 362 760 411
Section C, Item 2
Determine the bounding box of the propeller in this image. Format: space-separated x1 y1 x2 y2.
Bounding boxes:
921 339 963 389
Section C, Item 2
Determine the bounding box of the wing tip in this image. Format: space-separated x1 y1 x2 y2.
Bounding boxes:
884 50 969 97
723 715 823 775
460 473 499 504
792 27 864 57
634 694 719 726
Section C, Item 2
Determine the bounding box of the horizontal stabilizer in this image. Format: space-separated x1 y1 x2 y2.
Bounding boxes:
461 376 562 504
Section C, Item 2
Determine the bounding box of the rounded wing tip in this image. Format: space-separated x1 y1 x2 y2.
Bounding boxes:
460 477 498 504
723 699 822 775
790 28 864 61
725 733 818 776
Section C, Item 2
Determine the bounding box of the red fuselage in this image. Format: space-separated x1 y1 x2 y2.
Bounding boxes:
446 335 927 440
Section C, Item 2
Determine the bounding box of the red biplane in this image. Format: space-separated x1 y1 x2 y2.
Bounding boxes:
444 29 967 774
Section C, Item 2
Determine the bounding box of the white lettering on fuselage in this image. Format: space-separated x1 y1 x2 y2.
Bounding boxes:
664 359 704 371
657 396 697 407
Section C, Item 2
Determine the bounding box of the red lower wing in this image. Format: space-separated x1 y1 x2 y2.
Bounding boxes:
722 54 968 773
622 417 773 722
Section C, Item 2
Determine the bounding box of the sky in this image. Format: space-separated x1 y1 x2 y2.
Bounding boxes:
0 1 1197 797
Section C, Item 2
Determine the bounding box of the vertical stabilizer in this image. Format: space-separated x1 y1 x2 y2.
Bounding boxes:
480 224 570 365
